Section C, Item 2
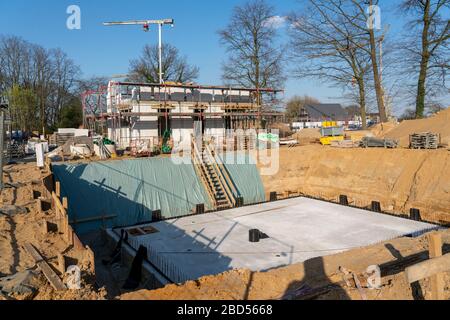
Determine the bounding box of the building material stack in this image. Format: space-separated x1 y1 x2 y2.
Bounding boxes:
55 132 75 147
320 121 345 145
360 137 398 148
409 132 440 150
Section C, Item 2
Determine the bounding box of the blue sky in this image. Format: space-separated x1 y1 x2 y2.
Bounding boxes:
0 0 412 106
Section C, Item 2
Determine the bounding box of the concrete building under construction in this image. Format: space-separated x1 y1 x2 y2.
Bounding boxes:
83 81 284 149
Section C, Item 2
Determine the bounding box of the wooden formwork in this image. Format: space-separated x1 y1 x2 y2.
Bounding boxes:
42 160 95 269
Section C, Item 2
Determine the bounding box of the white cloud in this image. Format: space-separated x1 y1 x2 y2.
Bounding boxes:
264 15 287 29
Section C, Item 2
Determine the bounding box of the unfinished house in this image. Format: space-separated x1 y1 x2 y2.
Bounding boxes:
101 81 283 149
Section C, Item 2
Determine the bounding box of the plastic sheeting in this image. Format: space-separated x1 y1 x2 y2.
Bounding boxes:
219 152 266 205
53 158 214 234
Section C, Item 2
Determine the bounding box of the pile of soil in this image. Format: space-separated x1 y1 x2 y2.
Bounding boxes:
381 108 450 147
260 145 450 224
370 121 398 138
291 128 321 145
121 230 450 300
0 163 105 300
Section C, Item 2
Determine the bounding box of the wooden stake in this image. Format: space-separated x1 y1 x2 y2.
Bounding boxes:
428 232 444 300
57 253 66 275
41 220 48 235
55 181 61 198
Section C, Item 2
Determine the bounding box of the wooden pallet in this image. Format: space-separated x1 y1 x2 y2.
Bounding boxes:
409 132 440 149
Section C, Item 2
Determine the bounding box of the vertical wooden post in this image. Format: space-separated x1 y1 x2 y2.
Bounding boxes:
41 220 48 235
57 253 66 274
428 232 444 300
62 197 72 245
55 181 61 198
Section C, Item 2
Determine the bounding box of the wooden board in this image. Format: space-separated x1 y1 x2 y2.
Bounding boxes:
428 233 445 300
24 243 66 291
405 253 450 284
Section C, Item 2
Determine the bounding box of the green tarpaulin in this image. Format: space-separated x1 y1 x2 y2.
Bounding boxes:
53 154 266 233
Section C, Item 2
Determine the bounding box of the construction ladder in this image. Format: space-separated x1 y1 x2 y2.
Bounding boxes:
191 136 239 210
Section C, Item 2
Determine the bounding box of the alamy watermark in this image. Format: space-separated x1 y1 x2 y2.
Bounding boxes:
367 5 381 30
67 5 81 30
170 129 280 176
65 265 82 290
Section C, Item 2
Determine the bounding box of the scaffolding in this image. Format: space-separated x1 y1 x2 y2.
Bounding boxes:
83 81 285 148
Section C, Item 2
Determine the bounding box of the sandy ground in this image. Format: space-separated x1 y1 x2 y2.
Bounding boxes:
121 229 450 300
0 163 105 300
382 108 450 147
259 145 450 225
3 110 450 300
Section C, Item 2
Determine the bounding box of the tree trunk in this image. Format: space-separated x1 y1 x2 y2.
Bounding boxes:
357 77 367 130
416 0 431 119
368 0 387 122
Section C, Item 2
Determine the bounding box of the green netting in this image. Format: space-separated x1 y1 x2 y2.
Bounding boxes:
53 158 214 233
219 152 266 205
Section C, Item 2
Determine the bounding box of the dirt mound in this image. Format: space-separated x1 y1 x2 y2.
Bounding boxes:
291 128 321 144
0 162 104 300
121 230 450 300
260 145 450 224
381 108 450 147
370 121 398 137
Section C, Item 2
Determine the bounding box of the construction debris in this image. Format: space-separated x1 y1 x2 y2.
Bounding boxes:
0 270 39 298
330 140 359 148
409 132 440 149
360 137 398 148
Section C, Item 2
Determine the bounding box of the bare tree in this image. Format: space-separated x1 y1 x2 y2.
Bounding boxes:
129 44 199 83
309 1 388 121
218 0 285 102
401 0 449 118
0 35 81 132
288 0 375 129
285 95 320 120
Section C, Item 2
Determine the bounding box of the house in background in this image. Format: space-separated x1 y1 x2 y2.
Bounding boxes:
291 103 349 131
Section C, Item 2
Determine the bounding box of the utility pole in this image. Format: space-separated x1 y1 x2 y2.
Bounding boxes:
0 95 8 191
103 19 174 84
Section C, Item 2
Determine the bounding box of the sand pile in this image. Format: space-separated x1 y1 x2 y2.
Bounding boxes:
381 108 450 147
260 145 450 224
0 163 104 300
370 121 398 137
291 128 321 144
121 230 450 300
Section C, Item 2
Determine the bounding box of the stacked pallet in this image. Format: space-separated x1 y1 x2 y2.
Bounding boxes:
7 142 26 158
55 133 75 146
409 132 440 149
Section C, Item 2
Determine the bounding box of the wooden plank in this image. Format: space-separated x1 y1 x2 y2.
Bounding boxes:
55 181 61 197
69 214 117 225
352 273 367 300
428 232 445 300
24 243 66 291
405 253 450 284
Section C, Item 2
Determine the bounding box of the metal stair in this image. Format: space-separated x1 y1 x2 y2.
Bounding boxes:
191 136 238 210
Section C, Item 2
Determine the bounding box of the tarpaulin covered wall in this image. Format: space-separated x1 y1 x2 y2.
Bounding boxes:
219 152 266 205
53 158 214 234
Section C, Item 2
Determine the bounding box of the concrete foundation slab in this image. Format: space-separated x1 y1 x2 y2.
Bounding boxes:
108 197 438 283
